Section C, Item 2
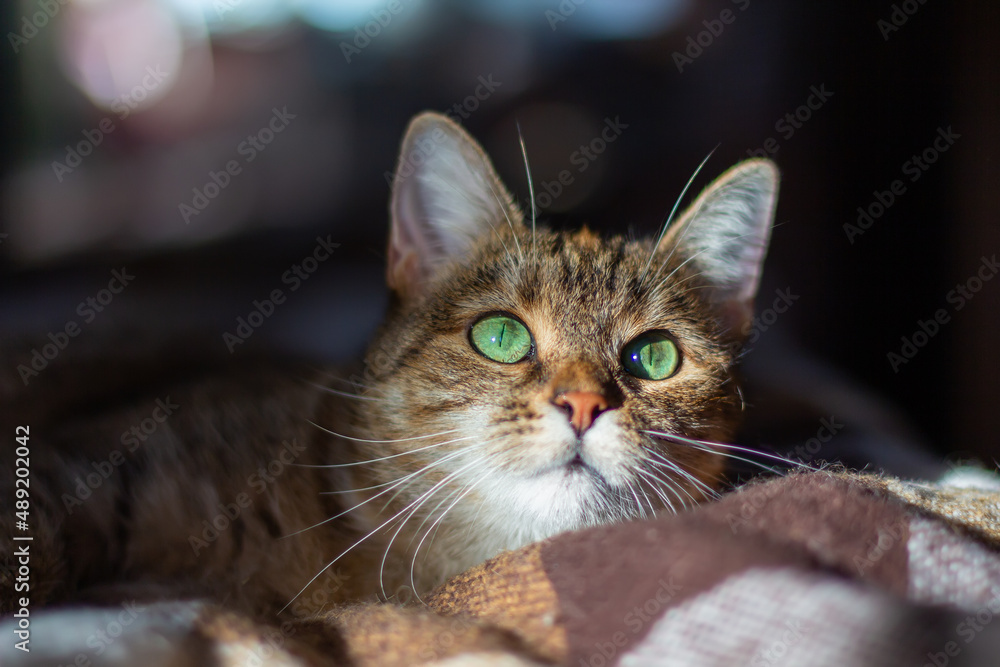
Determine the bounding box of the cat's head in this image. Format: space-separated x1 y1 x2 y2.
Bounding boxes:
355 112 777 558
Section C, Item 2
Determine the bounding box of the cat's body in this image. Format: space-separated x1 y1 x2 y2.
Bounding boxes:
1 113 778 655
1 360 369 616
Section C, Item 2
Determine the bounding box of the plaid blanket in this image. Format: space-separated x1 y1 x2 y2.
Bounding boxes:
325 468 1000 667
5 469 1000 666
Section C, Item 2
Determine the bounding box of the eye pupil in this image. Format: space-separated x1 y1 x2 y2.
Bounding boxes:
622 332 679 380
470 314 532 364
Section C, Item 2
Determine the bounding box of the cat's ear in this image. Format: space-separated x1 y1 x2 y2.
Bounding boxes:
658 159 779 333
387 112 521 299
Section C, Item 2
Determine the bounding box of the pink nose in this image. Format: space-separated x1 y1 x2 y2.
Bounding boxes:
553 391 610 435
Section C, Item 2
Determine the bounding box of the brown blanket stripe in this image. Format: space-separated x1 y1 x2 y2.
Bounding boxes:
702 472 912 594
541 506 818 665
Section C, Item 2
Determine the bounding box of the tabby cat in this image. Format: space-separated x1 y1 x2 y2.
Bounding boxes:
0 112 777 657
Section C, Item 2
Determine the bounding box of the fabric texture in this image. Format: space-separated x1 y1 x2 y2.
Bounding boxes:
326 469 1000 666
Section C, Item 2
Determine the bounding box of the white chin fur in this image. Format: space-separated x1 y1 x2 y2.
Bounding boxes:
458 409 635 563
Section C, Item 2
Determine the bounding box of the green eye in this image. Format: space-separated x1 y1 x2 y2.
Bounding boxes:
469 314 533 364
621 332 679 380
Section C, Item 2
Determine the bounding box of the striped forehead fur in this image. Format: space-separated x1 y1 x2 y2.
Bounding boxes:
375 224 737 375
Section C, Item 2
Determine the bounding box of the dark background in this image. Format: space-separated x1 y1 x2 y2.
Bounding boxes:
2 0 997 471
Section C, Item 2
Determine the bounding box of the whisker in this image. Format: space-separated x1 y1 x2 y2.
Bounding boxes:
647 459 700 507
307 422 463 446
407 462 496 604
319 478 398 495
638 466 693 510
622 477 647 519
640 146 719 284
298 368 388 394
671 457 730 495
374 441 496 514
657 432 816 470
642 449 720 500
277 443 488 614
401 448 501 552
650 228 760 294
635 478 660 517
282 446 475 538
643 430 814 475
485 178 524 262
634 467 678 514
516 120 538 256
308 383 386 402
378 453 493 601
637 472 677 513
297 424 471 468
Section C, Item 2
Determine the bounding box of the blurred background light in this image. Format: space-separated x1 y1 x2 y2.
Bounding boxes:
466 0 691 39
291 0 421 33
167 0 294 33
59 0 186 111
570 0 690 39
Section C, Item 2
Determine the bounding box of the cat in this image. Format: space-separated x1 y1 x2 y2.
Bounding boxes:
0 111 778 651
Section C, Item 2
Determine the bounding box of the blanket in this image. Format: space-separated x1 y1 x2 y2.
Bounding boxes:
5 469 1000 666
327 468 1000 666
